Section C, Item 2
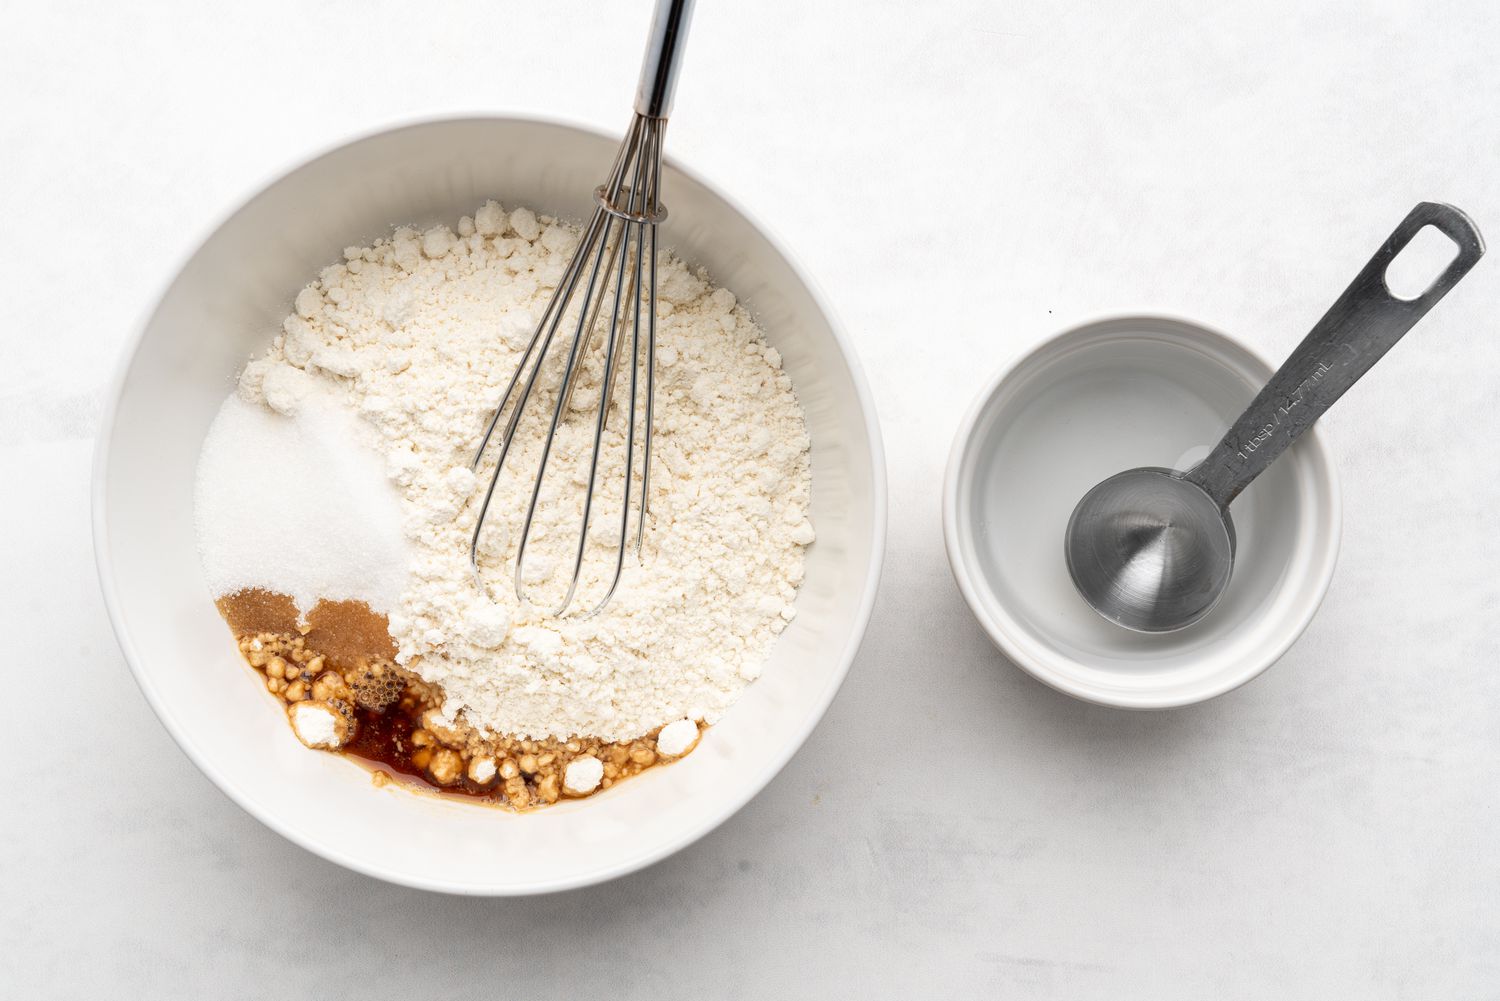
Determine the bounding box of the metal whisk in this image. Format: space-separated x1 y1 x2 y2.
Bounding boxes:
469 0 695 616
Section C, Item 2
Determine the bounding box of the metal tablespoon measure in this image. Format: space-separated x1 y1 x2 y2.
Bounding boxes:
1065 202 1485 633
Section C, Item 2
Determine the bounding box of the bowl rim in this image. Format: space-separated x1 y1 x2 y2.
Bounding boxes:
91 112 889 895
941 313 1342 709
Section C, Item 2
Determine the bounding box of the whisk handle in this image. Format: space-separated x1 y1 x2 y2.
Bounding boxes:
635 0 695 119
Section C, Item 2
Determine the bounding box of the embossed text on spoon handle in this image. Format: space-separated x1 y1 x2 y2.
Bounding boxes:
1185 202 1484 508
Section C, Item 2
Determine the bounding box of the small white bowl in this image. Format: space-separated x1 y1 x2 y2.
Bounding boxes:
93 116 886 894
944 316 1341 708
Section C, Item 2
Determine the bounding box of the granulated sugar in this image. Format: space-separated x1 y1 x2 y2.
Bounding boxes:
201 200 812 743
195 384 410 616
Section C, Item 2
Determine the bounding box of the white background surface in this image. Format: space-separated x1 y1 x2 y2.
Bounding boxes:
4 1 1498 996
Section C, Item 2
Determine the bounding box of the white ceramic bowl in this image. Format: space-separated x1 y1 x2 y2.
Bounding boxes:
944 316 1340 708
93 116 886 894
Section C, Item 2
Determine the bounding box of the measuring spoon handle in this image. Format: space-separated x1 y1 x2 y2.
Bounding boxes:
1186 201 1484 508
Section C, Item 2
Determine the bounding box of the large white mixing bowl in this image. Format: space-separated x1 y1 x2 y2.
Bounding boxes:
93 116 886 895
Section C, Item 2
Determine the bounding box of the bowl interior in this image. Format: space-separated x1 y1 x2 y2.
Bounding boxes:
95 118 883 893
948 317 1339 706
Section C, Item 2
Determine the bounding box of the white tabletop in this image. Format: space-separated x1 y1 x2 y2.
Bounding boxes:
6 1 1499 996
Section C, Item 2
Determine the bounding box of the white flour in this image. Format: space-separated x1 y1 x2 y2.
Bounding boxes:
210 201 812 742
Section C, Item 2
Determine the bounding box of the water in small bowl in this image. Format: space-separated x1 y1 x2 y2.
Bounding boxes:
947 316 1340 706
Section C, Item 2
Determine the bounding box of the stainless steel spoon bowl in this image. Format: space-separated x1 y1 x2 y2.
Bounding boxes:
1065 202 1484 632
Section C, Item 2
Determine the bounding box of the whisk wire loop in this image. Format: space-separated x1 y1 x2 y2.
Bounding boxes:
469 113 667 617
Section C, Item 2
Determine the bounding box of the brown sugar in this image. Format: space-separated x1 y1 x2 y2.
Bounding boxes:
217 590 395 667
216 588 298 637
303 598 397 666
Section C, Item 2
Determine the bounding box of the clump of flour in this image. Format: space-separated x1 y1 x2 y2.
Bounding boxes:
223 201 813 742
